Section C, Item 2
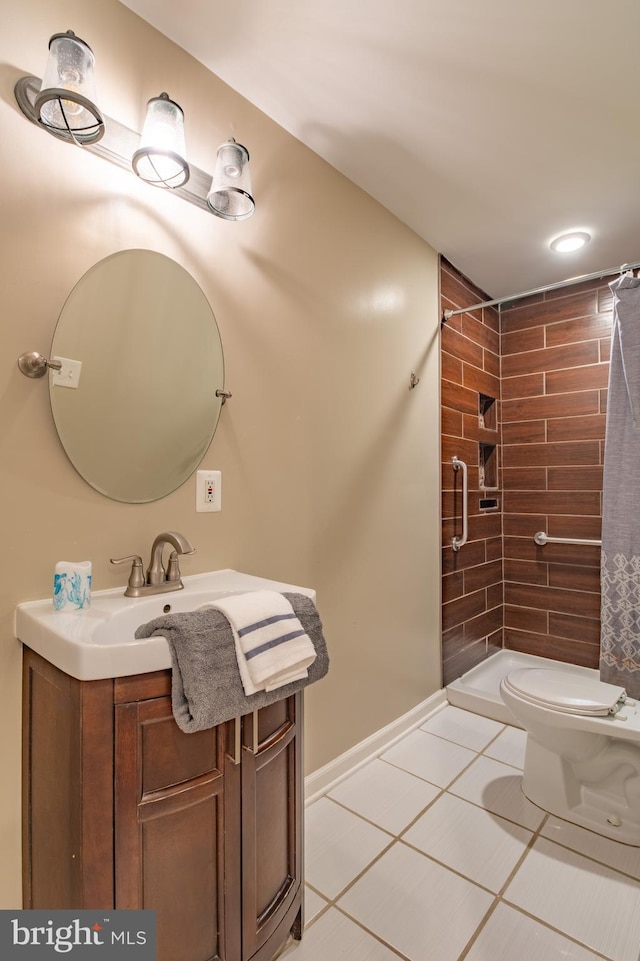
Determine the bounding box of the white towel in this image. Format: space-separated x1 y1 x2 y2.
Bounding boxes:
201 590 317 695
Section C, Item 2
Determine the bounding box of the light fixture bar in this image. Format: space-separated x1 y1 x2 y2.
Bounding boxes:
15 75 215 213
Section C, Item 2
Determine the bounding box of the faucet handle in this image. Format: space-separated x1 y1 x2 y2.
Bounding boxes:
110 554 145 590
166 551 182 583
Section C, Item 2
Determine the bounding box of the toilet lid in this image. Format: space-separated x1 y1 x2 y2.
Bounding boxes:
502 668 626 716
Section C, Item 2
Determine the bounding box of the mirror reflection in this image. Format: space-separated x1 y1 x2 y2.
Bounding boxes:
49 249 225 503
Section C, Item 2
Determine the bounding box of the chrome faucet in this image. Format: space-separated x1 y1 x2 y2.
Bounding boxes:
111 531 197 597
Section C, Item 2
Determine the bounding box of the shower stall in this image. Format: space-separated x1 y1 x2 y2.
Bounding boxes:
440 255 633 707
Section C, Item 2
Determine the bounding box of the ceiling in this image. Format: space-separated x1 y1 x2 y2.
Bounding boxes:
119 0 640 300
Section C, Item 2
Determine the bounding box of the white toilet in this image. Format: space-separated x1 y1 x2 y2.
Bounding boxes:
500 667 640 845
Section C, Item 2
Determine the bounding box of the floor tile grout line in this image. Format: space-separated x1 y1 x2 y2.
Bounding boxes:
306 833 397 907
361 748 531 834
400 728 491 790
394 786 447 836
307 834 500 926
319 794 399 841
378 754 442 782
536 831 640 885
455 897 501 961
303 701 453 806
496 898 614 961
313 723 640 884
494 810 549 899
445 782 544 834
476 722 528 770
305 840 570 961
305 838 616 961
482 805 623 960
313 784 536 903
479 747 525 771
305 835 623 961
301 844 419 956
330 784 448 839
303 710 640 961
304 871 614 961
378 752 473 792
323 779 545 891
315 785 537 855
331 903 414 961
377 752 460 786
307 726 534 908
396 786 539 844
417 715 508 753
395 836 503 898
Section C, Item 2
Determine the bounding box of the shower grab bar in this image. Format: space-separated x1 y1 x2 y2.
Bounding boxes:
452 456 468 552
534 531 601 548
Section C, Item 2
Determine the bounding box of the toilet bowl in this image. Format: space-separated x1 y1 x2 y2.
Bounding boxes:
500 667 640 845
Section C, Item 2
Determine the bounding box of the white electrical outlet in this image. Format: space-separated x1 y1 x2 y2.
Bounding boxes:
196 470 222 512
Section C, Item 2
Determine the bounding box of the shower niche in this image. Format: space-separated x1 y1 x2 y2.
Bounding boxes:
478 393 497 431
479 443 498 490
478 394 498 491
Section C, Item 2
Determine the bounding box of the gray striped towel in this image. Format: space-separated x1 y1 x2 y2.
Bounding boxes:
202 589 317 695
135 592 329 732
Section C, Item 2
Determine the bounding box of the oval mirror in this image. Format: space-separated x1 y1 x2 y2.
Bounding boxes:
49 249 225 503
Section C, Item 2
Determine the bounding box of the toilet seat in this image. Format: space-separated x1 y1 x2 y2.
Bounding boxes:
502 668 627 717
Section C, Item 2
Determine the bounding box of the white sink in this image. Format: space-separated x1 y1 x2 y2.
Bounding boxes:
15 569 315 681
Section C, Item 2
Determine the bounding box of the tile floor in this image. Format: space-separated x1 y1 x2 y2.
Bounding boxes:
280 704 640 961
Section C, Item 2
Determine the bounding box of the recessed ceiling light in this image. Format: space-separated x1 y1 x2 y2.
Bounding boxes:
549 231 592 253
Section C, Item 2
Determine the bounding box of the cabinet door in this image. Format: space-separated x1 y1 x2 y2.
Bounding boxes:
22 650 115 910
115 696 241 961
240 693 303 961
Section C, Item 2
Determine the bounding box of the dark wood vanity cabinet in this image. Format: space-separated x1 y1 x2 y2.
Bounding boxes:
22 649 304 961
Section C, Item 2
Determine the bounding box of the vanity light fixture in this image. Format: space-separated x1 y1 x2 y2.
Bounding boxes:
16 30 104 145
132 93 190 189
549 230 591 253
207 139 254 220
14 29 254 219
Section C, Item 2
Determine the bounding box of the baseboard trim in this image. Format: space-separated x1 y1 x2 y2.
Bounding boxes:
304 688 447 804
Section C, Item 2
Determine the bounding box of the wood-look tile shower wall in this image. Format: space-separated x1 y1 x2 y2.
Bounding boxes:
441 258 612 685
501 278 611 669
441 259 503 685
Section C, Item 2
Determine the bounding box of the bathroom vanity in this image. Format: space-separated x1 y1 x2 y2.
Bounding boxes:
22 651 303 961
18 570 312 961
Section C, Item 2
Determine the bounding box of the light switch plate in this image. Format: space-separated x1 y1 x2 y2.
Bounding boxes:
50 356 82 389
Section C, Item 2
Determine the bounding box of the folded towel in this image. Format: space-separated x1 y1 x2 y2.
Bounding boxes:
134 592 329 733
202 589 317 695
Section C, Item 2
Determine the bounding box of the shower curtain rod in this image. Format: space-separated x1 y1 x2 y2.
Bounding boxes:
441 260 640 326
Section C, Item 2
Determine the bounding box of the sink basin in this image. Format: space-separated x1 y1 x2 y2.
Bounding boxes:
15 569 315 680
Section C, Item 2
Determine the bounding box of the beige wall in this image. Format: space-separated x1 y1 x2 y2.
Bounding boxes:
0 0 442 906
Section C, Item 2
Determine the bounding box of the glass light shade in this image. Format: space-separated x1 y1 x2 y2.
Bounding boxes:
132 94 190 189
207 140 254 220
35 30 104 144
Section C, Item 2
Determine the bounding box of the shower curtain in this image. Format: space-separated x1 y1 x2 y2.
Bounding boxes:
600 274 640 697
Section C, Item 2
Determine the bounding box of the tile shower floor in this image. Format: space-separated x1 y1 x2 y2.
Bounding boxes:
280 705 640 961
